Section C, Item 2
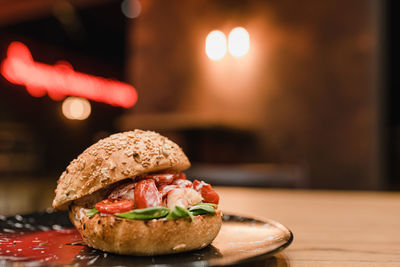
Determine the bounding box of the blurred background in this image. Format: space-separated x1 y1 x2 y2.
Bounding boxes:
0 0 397 215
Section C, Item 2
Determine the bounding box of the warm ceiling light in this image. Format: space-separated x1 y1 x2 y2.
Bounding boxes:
228 27 250 58
205 30 227 61
62 97 91 120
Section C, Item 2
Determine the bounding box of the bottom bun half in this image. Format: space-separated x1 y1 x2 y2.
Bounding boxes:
69 205 222 256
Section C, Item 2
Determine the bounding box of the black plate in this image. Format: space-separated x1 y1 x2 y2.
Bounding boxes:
0 211 293 266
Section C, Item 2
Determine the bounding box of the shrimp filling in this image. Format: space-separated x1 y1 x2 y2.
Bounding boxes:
93 171 219 214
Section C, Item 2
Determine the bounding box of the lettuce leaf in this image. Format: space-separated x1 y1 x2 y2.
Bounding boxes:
189 204 216 216
86 207 99 217
166 206 194 221
115 206 170 220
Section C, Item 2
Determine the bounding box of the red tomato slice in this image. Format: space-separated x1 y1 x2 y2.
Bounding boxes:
144 172 176 186
134 179 162 208
201 186 219 204
193 180 220 204
95 198 134 214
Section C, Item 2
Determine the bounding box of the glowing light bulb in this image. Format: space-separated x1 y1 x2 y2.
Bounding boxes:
228 27 250 58
205 30 227 61
62 97 91 120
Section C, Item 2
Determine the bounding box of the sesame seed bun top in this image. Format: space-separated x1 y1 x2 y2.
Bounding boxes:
52 130 191 210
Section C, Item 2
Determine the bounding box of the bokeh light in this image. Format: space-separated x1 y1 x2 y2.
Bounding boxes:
205 30 227 61
228 27 250 58
121 0 142 19
62 97 91 120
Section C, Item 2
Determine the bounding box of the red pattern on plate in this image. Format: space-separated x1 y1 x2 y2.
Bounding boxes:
0 228 83 264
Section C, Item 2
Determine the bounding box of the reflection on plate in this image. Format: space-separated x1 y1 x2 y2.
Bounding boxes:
0 211 293 266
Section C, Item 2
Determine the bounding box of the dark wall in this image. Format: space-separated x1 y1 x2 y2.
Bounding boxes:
123 0 384 189
0 1 128 175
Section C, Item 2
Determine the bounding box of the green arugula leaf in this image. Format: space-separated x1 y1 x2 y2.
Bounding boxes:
115 206 170 220
192 202 218 208
166 206 194 221
189 204 216 216
86 208 99 217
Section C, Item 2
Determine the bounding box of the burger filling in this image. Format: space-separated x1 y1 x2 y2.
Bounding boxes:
85 171 219 221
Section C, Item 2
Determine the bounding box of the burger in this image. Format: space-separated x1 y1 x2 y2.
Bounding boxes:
52 130 222 255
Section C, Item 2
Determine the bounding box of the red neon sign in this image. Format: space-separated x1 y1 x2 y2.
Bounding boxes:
1 42 137 108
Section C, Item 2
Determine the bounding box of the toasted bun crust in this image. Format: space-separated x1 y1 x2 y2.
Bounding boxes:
53 130 190 210
69 205 222 255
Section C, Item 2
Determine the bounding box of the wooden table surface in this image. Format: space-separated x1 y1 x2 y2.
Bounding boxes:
216 187 400 267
